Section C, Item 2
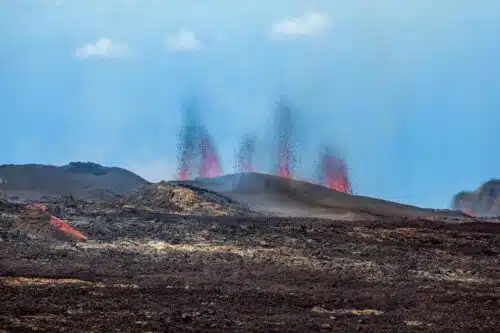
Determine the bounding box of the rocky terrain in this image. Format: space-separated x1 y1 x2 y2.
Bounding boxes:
126 181 256 216
452 179 500 217
0 166 499 332
1 201 499 332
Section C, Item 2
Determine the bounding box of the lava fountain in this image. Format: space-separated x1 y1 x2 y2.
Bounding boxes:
275 97 295 179
176 95 355 188
177 102 200 180
177 100 223 180
236 135 256 173
320 148 352 194
198 127 223 179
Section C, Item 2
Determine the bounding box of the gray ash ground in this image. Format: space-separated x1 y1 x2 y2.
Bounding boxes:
1 196 500 332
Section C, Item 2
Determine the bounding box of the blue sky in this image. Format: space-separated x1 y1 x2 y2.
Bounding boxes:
1 0 500 209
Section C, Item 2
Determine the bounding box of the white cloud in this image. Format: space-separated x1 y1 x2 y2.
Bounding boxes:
166 30 202 52
73 39 129 59
271 12 330 40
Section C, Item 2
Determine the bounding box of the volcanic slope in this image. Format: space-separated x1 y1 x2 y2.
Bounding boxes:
0 162 149 201
178 173 465 221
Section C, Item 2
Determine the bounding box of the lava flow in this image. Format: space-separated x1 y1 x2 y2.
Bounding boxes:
236 135 256 173
18 204 87 241
320 149 352 194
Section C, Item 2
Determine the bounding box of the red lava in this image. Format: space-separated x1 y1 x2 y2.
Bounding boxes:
321 149 352 193
198 131 223 179
176 97 352 191
21 204 87 241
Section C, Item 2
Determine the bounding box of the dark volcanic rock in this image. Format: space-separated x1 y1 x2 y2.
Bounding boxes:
0 205 499 332
452 179 500 216
0 173 499 332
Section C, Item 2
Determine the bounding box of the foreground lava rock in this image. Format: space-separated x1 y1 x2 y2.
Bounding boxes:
0 196 499 332
0 174 498 332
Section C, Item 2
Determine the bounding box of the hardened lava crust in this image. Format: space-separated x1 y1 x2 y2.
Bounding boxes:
1 195 499 332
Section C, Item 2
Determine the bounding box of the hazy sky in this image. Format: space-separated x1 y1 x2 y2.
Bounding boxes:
1 0 500 209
